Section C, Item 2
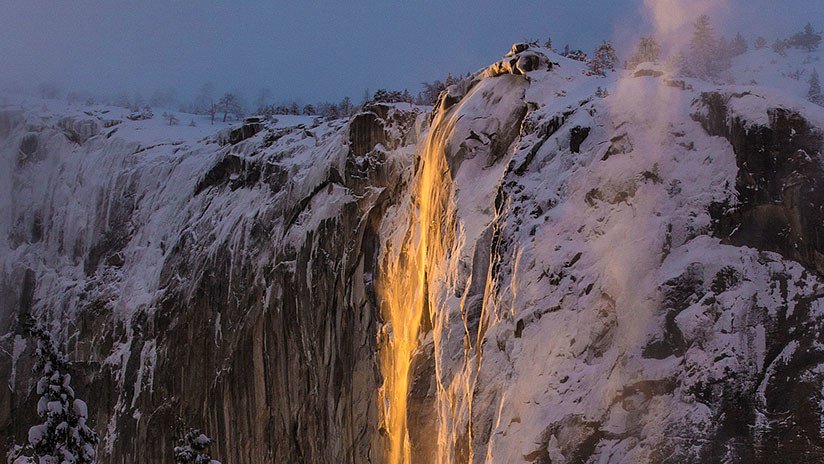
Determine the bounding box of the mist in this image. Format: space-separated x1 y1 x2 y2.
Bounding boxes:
3 0 822 108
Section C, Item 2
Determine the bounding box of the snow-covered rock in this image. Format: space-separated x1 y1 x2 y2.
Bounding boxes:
3 44 824 463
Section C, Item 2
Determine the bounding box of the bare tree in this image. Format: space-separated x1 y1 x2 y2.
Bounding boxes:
208 103 217 125
218 93 242 122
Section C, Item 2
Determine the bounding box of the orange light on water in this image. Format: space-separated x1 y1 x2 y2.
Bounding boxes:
379 108 458 464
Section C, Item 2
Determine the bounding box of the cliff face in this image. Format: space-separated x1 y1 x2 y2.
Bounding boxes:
3 44 824 464
0 99 420 462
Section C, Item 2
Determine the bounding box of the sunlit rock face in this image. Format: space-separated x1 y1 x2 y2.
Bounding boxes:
3 43 824 464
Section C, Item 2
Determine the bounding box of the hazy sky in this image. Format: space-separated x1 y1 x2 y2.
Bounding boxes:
2 1 822 105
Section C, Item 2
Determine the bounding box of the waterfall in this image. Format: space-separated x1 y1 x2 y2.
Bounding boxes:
378 105 459 464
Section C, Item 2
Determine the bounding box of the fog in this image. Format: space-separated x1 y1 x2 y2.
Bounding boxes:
1 0 822 106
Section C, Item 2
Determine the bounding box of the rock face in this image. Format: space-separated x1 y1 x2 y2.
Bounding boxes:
691 92 824 461
3 45 824 464
0 100 418 462
695 91 824 274
483 43 551 79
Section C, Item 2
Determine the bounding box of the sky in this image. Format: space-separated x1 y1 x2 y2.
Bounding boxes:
1 0 823 106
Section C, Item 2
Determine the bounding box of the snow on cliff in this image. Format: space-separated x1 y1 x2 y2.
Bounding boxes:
3 43 824 463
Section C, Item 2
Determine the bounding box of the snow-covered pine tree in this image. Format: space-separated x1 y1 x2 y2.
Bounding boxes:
716 36 733 71
561 47 587 62
588 41 618 76
173 429 221 464
730 32 748 56
789 23 823 52
628 36 662 69
667 51 688 76
372 89 406 104
325 103 340 119
7 444 35 464
808 69 823 105
12 327 99 464
773 38 789 56
420 80 445 106
688 14 721 79
755 36 767 49
444 73 458 87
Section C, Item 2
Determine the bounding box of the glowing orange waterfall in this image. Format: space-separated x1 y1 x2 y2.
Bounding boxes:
379 107 458 464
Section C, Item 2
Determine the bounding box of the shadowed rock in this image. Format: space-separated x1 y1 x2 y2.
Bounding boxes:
694 91 824 275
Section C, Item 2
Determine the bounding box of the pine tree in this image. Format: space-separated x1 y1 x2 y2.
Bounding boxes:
808 69 823 105
419 80 445 106
628 36 662 69
688 14 723 79
338 97 353 117
755 36 767 49
789 23 823 51
716 36 733 71
444 73 457 87
667 51 688 76
773 38 789 56
589 41 619 76
173 429 221 464
730 32 748 56
544 37 553 50
9 327 99 464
